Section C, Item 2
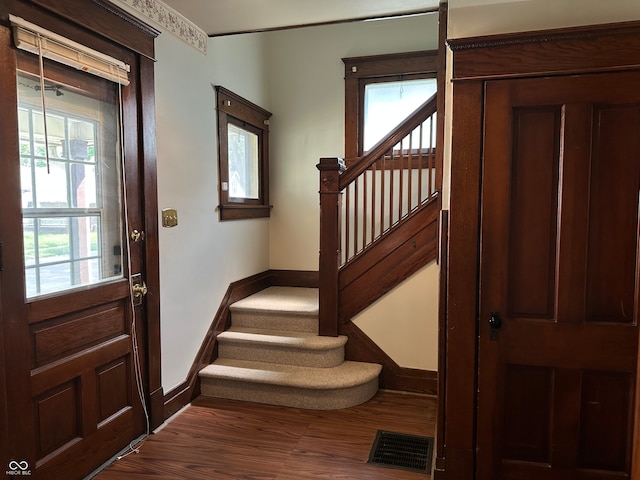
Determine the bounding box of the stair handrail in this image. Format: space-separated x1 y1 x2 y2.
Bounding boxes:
317 93 439 337
339 93 438 189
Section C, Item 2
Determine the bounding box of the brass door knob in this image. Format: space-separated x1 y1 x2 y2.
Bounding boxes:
132 282 148 297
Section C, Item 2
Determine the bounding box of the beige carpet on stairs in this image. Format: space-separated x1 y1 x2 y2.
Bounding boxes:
199 286 382 410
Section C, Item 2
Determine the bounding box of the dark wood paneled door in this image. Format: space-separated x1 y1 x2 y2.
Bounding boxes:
0 27 149 480
478 71 640 480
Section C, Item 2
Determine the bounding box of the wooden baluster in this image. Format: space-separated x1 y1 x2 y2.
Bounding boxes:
363 167 368 250
389 147 395 228
317 157 345 337
408 130 414 213
345 182 351 261
380 153 386 234
354 177 359 256
371 161 376 244
398 137 404 222
418 123 424 205
428 116 434 199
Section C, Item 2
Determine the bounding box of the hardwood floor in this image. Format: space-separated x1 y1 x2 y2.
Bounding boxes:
94 390 436 480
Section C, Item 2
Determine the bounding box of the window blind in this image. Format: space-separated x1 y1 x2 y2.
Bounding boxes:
9 14 130 85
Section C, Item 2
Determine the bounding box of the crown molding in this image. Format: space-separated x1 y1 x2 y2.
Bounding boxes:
109 0 207 54
448 20 640 81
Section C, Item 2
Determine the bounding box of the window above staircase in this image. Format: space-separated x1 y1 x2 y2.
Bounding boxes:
342 50 438 167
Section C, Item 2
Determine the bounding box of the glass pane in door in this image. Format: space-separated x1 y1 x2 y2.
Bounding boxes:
17 71 123 298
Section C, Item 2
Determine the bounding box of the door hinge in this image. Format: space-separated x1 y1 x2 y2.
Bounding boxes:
0 242 3 271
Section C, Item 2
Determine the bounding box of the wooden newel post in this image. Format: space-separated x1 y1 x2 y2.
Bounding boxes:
317 157 346 337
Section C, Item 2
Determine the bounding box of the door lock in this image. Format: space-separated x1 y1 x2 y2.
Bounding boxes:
131 273 147 306
489 311 502 340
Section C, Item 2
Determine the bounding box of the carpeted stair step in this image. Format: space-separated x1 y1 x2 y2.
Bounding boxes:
199 286 382 410
199 358 382 410
217 327 348 367
229 286 319 333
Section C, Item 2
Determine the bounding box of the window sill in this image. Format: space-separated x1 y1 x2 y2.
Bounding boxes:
218 203 272 221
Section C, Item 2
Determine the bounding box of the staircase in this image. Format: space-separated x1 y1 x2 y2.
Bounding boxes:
199 286 382 410
318 93 441 336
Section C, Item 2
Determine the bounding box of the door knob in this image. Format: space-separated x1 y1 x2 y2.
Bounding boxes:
132 282 148 297
130 273 147 306
488 311 502 340
489 311 502 329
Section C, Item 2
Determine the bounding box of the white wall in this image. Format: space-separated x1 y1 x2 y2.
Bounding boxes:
155 32 271 391
266 14 439 269
265 14 441 371
353 264 440 370
154 13 443 391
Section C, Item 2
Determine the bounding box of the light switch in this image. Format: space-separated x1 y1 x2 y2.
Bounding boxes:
162 208 178 228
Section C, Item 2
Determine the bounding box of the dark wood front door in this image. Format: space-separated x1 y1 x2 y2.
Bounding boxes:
0 20 151 479
478 71 640 479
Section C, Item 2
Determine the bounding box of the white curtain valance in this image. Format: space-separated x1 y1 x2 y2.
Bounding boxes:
9 14 130 86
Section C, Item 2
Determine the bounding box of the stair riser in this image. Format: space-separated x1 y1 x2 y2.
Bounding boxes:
218 342 344 368
200 377 379 410
231 311 317 333
200 287 381 411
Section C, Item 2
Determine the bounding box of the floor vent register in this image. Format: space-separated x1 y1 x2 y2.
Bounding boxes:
368 430 433 474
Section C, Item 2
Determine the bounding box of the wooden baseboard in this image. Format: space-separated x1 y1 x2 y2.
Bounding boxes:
149 386 165 430
436 447 474 479
162 268 437 419
392 366 438 395
433 464 447 480
341 322 437 395
163 381 191 421
162 269 320 421
269 269 319 288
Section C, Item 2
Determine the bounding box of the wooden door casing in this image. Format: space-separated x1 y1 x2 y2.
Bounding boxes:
478 72 640 480
0 2 161 478
442 21 640 480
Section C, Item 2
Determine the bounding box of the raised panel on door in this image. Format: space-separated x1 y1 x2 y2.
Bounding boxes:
478 71 640 480
0 9 151 479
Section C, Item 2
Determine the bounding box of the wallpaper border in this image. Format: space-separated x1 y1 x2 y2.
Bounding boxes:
111 0 207 54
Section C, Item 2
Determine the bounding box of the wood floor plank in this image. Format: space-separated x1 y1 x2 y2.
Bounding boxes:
276 454 431 480
94 390 436 480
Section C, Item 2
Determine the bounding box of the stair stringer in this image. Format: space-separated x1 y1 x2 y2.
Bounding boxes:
335 196 441 394
340 320 437 395
339 195 441 324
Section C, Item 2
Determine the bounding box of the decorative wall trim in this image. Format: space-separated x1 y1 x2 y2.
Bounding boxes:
111 0 207 54
93 0 160 38
448 19 640 81
447 20 640 52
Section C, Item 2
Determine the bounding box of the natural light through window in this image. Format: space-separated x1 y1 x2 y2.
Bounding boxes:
215 86 271 220
18 72 123 298
227 122 259 200
363 78 437 152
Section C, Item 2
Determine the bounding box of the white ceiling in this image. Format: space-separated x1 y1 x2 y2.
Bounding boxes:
161 0 441 36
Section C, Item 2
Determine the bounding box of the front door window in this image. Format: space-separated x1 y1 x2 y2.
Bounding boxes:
17 70 123 298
